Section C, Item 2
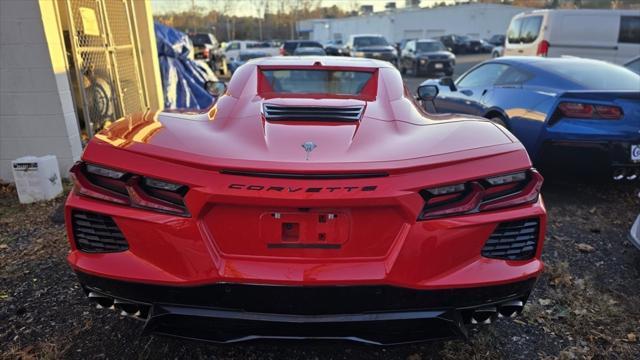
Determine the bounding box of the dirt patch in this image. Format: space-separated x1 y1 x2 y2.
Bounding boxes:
1 177 639 359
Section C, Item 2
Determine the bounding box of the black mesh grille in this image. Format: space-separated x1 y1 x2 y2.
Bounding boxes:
263 104 364 122
72 211 128 253
482 219 539 260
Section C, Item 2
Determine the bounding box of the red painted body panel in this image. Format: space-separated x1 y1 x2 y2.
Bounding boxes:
66 57 545 292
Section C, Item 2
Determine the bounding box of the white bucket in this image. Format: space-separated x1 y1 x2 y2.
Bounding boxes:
11 155 63 204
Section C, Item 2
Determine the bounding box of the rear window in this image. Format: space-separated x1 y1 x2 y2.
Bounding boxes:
619 16 640 44
354 36 388 47
247 42 271 49
507 16 542 44
417 41 445 52
545 61 640 90
262 70 372 95
301 41 323 48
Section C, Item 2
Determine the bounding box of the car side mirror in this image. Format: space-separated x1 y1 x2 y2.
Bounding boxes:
416 85 439 101
439 77 456 91
205 80 227 97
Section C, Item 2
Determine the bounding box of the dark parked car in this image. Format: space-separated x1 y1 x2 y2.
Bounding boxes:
323 41 347 56
345 34 398 65
280 40 323 56
188 32 221 70
293 47 327 56
486 34 506 47
416 57 640 176
438 35 469 54
460 35 483 53
399 39 455 77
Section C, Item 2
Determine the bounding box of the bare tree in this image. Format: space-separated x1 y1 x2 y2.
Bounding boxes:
255 0 268 40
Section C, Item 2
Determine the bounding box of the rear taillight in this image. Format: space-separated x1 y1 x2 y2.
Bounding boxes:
536 40 549 57
418 169 543 220
279 47 285 55
558 102 622 120
70 162 190 216
203 48 210 57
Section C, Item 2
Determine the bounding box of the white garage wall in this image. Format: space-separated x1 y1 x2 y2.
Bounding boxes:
300 4 531 43
0 0 82 183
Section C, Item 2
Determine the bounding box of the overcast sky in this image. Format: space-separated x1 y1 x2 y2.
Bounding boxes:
151 0 460 16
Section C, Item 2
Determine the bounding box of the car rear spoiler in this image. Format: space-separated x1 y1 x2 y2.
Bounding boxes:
558 90 640 101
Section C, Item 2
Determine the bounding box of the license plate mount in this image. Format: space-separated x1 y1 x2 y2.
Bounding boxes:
632 145 640 162
260 210 350 249
434 63 443 69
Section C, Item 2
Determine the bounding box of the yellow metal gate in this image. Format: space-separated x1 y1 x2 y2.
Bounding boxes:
64 0 145 137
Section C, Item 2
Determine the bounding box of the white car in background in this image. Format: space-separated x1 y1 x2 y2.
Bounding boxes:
504 9 640 64
630 214 640 250
492 46 504 58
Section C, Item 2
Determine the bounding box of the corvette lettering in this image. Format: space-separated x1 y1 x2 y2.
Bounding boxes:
228 184 377 192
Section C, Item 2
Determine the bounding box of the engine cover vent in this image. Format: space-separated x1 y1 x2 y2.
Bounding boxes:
263 104 364 122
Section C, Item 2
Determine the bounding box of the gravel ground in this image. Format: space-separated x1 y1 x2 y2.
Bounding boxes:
1 173 639 360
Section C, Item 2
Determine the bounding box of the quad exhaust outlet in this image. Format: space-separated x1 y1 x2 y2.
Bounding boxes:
87 291 149 320
469 300 524 325
612 167 639 181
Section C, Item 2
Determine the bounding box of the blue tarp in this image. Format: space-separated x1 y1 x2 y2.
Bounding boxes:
154 22 213 110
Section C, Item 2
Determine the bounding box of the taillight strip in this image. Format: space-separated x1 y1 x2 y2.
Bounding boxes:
70 162 190 217
418 169 543 220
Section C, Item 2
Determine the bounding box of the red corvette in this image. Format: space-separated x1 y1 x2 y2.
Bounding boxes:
65 57 546 344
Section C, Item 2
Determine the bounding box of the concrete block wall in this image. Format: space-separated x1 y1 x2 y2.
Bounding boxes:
0 0 82 183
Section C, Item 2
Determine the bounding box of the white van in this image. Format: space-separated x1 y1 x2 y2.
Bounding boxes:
504 9 640 64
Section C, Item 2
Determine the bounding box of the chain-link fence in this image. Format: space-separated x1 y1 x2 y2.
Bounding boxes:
64 0 145 138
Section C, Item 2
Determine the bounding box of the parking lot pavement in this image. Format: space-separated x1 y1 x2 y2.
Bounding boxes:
403 53 490 94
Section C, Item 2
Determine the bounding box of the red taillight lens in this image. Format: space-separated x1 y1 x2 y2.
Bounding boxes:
558 102 622 120
418 169 543 220
558 102 594 118
70 162 190 216
594 105 622 119
203 48 210 57
536 40 549 57
279 47 285 55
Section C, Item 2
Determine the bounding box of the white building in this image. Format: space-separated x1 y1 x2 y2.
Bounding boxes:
298 4 531 44
0 0 161 183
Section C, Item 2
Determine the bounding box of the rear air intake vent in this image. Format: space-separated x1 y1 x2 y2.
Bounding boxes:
263 104 364 122
72 211 128 253
481 219 539 260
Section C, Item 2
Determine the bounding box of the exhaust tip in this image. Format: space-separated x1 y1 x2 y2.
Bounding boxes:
613 168 625 181
88 292 114 308
498 300 524 318
114 299 139 315
471 306 497 324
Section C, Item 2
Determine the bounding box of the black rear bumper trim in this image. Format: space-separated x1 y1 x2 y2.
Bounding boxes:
75 271 536 344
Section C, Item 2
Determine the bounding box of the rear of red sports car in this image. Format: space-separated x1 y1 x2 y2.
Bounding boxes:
65 57 546 345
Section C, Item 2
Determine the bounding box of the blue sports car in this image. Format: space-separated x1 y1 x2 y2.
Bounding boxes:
417 57 640 178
